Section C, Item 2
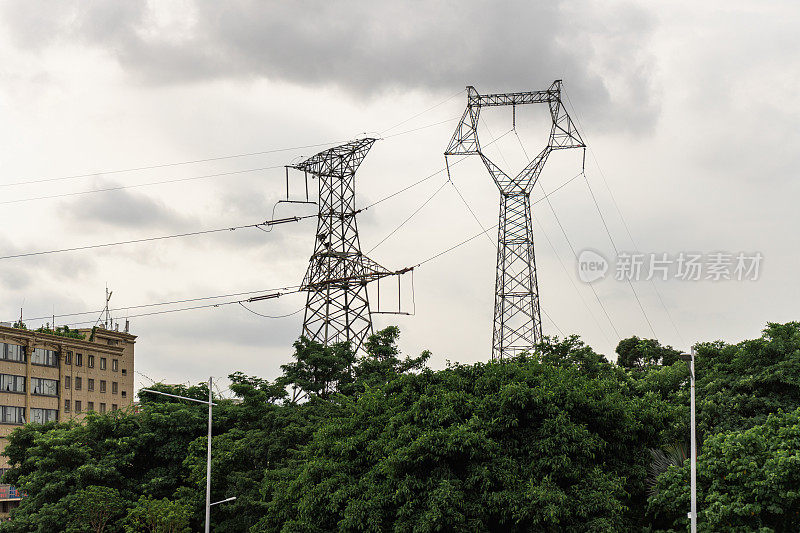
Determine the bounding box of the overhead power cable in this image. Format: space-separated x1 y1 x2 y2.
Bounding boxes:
0 214 315 261
57 289 303 328
0 165 283 206
536 179 621 339
563 88 681 343
379 88 466 136
0 144 344 189
505 125 621 340
238 302 304 319
19 285 302 322
366 178 451 254
583 173 657 338
2 90 464 191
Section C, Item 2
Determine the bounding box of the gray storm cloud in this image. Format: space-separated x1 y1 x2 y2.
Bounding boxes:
0 0 659 132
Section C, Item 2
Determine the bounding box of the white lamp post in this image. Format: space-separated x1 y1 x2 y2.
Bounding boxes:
680 349 697 533
141 377 216 533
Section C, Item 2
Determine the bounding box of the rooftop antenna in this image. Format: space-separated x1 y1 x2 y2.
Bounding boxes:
95 286 114 329
104 286 113 329
445 80 585 359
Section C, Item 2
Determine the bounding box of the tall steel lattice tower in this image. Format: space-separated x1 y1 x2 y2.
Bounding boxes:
445 80 585 359
290 138 392 353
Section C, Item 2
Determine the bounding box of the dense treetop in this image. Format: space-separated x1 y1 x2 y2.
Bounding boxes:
2 323 799 532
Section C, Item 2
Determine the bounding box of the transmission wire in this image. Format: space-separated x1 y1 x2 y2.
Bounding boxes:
563 87 682 343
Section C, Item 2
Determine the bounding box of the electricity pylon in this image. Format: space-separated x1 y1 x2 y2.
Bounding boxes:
445 80 584 359
290 138 392 354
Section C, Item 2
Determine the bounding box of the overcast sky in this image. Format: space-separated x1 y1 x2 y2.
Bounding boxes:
1 1 798 394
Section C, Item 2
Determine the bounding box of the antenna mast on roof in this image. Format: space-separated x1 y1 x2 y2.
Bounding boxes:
98 285 113 329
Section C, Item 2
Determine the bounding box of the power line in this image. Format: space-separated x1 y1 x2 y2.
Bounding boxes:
448 179 496 249
19 285 302 322
363 129 518 255
583 173 657 338
1 91 464 191
57 289 303 327
382 116 461 139
0 165 283 206
366 178 451 254
238 302 304 319
563 87 682 344
413 223 498 268
0 214 315 261
379 89 466 136
505 127 617 342
0 143 346 190
360 128 515 213
532 214 613 347
537 178 621 339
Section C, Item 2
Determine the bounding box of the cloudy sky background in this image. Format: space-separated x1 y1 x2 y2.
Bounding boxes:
1 1 798 394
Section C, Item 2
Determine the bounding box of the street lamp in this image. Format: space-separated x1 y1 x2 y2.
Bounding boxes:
210 496 237 506
140 377 216 533
679 349 697 533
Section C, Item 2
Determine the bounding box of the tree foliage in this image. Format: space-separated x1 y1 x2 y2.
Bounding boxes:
67 486 126 533
2 324 799 531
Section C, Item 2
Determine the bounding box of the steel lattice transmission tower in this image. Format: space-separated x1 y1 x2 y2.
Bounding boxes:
445 80 585 359
290 138 393 354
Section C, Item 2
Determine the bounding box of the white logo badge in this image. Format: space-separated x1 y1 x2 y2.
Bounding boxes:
577 249 608 283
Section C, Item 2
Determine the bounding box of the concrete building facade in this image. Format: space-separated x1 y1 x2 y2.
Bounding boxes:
0 323 135 517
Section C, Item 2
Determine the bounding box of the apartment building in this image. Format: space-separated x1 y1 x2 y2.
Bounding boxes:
0 323 135 517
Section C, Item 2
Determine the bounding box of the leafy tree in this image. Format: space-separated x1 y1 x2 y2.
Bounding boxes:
355 325 430 389
66 485 126 533
647 408 800 532
279 337 356 401
691 322 800 435
256 338 674 532
124 496 191 533
4 323 799 531
1 397 210 531
616 336 682 369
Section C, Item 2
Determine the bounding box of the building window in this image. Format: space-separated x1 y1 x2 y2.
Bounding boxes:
112 359 118 372
65 351 72 365
88 379 94 392
100 357 106 370
100 403 106 414
0 374 25 393
31 348 58 367
75 377 82 390
0 343 25 363
75 353 83 367
30 408 58 424
87 402 94 412
88 355 95 368
121 391 127 398
31 377 58 396
65 376 71 390
65 399 71 412
75 401 82 413
112 382 118 394
111 404 118 411
100 380 106 393
0 406 25 424
122 369 127 376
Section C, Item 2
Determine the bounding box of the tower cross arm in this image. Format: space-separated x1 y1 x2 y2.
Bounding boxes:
469 89 556 107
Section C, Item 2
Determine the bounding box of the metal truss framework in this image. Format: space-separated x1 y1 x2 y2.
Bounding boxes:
445 80 585 359
291 138 393 354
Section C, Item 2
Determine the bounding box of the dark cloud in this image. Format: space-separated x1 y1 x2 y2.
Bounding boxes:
61 179 191 230
0 1 659 132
